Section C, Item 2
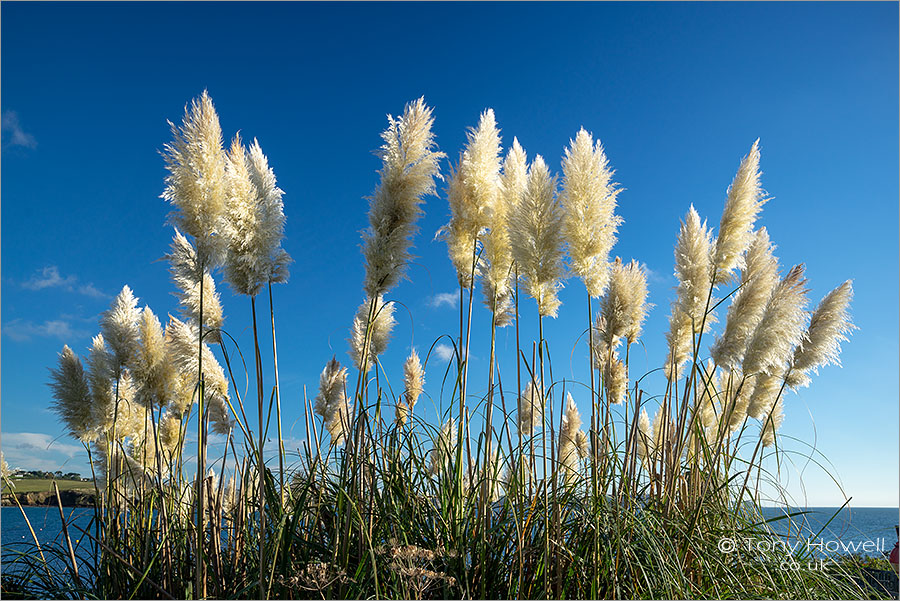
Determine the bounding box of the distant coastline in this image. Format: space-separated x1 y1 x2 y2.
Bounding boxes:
1 489 96 508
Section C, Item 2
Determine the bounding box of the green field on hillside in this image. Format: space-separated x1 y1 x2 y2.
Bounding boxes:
2 479 94 494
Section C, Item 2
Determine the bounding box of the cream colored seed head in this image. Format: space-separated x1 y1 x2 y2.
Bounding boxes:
363 98 443 298
713 140 767 283
509 156 565 317
560 128 622 298
162 90 227 268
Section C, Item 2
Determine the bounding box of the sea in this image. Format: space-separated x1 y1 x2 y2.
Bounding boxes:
1 505 897 577
758 506 899 559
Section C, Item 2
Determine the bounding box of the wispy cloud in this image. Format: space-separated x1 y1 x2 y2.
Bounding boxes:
21 266 108 298
432 343 455 362
1 110 37 149
428 292 458 309
1 432 84 472
3 318 87 342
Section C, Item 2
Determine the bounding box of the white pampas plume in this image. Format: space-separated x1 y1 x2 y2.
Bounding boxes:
674 205 715 331
348 295 396 372
723 373 754 434
158 412 182 452
713 140 766 283
314 357 351 445
49 346 96 442
591 315 612 370
397 350 425 425
428 418 458 477
746 373 781 419
711 228 779 369
601 257 650 346
1 452 11 484
517 378 545 436
604 355 628 405
760 397 784 448
664 206 714 377
635 408 652 461
162 91 227 267
86 334 115 434
558 393 588 483
482 138 527 322
440 109 501 288
168 230 224 341
560 128 622 297
165 316 233 434
101 285 142 371
363 98 443 298
223 135 291 296
509 156 565 317
742 264 809 377
786 281 855 389
129 307 176 409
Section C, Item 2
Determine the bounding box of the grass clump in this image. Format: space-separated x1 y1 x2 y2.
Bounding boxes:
1 93 880 600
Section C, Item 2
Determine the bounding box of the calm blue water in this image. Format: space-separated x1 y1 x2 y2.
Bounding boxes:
759 506 899 558
2 506 897 570
1 506 96 577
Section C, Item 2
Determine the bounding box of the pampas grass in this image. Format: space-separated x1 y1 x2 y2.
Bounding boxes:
362 97 443 298
509 156 565 318
24 95 869 601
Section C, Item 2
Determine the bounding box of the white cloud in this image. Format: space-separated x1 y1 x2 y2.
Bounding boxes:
428 292 458 309
432 343 455 362
1 111 37 149
1 432 85 472
3 318 86 342
20 265 108 298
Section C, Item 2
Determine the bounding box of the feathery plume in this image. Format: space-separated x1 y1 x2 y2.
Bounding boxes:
440 109 501 288
697 371 721 448
787 281 855 389
604 355 628 405
315 357 351 445
223 135 291 296
591 315 611 369
348 295 396 372
711 228 779 369
713 140 766 283
363 98 443 298
760 398 784 448
742 264 809 377
509 156 565 317
86 334 116 434
635 408 652 461
517 378 545 436
560 128 622 297
746 373 782 419
162 90 227 267
558 393 588 483
601 257 650 346
403 350 425 410
168 230 224 340
664 206 714 377
159 412 182 452
674 205 715 331
48 346 96 442
1 452 11 485
724 372 754 434
165 316 233 434
395 400 410 427
129 307 176 409
482 138 527 320
101 285 142 371
428 418 458 477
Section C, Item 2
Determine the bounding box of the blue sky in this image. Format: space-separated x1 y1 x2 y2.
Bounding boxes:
2 2 896 506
